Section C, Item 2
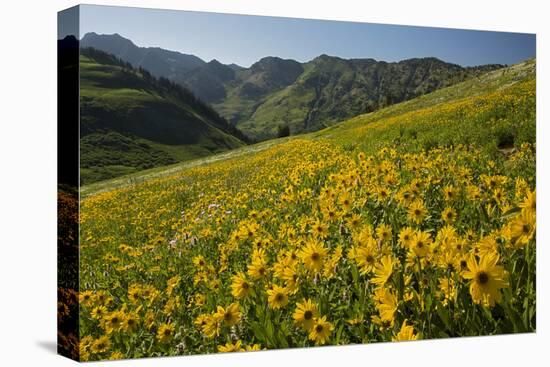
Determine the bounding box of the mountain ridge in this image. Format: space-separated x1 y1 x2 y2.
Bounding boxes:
81 32 505 140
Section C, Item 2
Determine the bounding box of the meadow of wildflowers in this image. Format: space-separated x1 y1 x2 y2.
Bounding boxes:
58 62 536 361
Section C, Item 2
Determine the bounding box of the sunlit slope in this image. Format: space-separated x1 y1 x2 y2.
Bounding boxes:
315 59 535 154
82 59 535 197
76 59 536 359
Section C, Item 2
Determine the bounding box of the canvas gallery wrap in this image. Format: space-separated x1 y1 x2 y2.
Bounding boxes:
57 4 536 362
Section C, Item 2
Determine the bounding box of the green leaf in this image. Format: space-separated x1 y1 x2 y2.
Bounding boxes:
501 206 521 219
436 306 451 331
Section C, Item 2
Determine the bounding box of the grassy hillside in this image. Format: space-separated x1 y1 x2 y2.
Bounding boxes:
218 56 503 140
80 48 247 184
83 59 534 195
74 60 535 361
315 59 535 152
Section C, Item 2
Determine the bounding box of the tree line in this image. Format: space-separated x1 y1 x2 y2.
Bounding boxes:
80 47 252 144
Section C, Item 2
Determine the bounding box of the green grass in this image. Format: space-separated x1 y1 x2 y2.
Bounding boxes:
80 137 289 197
79 55 246 185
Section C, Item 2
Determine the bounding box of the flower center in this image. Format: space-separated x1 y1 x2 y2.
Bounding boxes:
304 311 313 320
311 252 320 261
315 324 324 333
476 271 489 285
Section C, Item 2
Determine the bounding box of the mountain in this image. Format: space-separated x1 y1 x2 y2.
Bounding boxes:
233 55 503 139
81 32 205 76
78 46 247 184
81 33 505 140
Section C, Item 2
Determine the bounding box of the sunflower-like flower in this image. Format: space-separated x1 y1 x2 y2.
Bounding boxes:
245 344 262 351
122 312 140 333
398 226 415 249
90 305 107 320
371 255 394 287
408 200 427 224
217 340 244 353
311 218 329 238
293 299 319 331
441 207 457 224
156 322 175 343
101 310 125 334
519 189 536 215
200 315 220 339
298 239 328 272
374 287 398 325
230 272 252 299
90 335 111 354
267 285 289 309
509 210 536 246
308 316 334 345
214 303 241 326
376 224 393 243
354 243 377 275
392 320 420 341
410 230 432 258
247 257 269 280
462 252 508 307
443 185 457 201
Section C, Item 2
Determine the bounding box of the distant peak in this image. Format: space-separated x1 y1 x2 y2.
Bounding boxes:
82 32 130 41
252 56 301 67
313 54 342 62
81 32 137 48
257 56 284 63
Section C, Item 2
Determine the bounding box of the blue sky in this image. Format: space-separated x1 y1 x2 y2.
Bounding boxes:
67 4 535 67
